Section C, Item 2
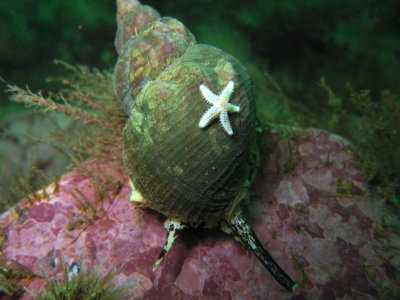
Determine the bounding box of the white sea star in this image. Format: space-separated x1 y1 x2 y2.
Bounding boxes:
198 80 240 135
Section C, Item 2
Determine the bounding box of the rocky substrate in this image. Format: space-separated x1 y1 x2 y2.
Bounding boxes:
1 128 398 299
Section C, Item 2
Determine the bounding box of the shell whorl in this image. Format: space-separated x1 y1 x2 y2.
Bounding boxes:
114 3 196 114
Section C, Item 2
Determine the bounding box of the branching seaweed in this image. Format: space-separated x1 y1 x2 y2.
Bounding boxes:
319 78 400 209
347 87 400 202
2 61 127 210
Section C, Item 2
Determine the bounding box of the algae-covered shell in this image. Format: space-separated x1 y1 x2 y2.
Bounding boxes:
114 5 256 222
114 5 160 56
114 14 196 114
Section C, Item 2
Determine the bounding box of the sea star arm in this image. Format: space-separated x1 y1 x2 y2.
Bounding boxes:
199 105 219 128
219 110 233 135
228 103 240 113
200 84 217 104
220 80 234 100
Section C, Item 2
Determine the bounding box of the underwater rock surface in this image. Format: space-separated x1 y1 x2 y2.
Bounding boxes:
0 111 76 210
1 128 398 299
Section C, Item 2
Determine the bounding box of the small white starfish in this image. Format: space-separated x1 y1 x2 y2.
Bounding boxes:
198 80 240 135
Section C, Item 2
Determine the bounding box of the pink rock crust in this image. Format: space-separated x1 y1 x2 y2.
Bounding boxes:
1 128 398 299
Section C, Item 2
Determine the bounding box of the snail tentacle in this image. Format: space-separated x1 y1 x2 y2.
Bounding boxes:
222 208 298 292
153 218 187 271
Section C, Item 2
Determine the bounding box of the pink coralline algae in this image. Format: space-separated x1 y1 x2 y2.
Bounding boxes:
1 128 398 299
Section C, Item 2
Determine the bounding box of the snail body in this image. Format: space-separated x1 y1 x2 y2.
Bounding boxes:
113 0 296 291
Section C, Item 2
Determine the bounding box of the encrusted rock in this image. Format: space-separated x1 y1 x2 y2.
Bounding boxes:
1 128 398 299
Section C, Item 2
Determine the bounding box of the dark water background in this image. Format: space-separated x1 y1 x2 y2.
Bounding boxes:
0 0 399 211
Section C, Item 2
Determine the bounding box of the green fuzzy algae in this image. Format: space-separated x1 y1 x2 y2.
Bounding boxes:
27 262 130 300
336 179 366 197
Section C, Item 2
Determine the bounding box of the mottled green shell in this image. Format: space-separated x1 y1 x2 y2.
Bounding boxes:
114 14 196 114
115 5 256 222
123 44 255 222
114 5 160 55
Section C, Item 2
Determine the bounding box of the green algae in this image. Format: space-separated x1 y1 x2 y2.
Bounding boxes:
336 179 365 198
27 262 131 300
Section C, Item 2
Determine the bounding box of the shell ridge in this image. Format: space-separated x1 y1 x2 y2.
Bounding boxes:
141 80 248 192
131 121 243 220
143 119 249 199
